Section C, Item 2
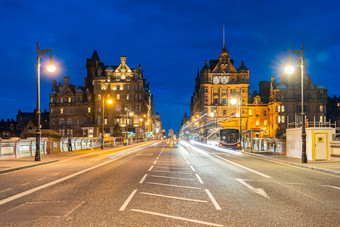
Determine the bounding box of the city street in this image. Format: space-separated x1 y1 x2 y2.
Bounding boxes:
0 141 339 226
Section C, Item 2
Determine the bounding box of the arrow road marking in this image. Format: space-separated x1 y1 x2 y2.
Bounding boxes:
236 178 270 199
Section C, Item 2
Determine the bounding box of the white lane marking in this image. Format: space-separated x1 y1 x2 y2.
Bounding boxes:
186 160 190 165
38 177 46 181
119 189 137 211
0 145 152 206
147 182 202 190
196 174 204 184
21 183 30 186
151 170 192 174
131 209 223 226
153 160 157 164
213 154 272 179
156 157 159 160
152 166 189 170
139 174 148 184
205 189 222 210
190 165 195 172
236 178 270 199
321 185 340 191
0 188 12 193
65 201 85 217
148 165 154 171
149 175 196 181
140 192 208 203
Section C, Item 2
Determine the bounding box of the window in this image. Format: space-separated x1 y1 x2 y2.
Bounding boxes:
61 97 63 103
281 105 285 112
117 85 120 90
98 84 101 90
117 94 120 100
98 95 101 100
320 105 324 112
277 106 280 112
105 118 108 125
127 85 130 90
108 85 111 90
77 120 79 126
214 98 218 104
127 94 130 100
320 115 323 122
135 94 138 100
68 97 71 103
59 119 65 126
139 94 141 100
282 116 285 123
61 108 64 114
205 89 208 93
67 119 73 126
223 109 226 115
88 96 91 102
264 120 267 126
88 107 91 113
98 117 101 125
256 120 259 126
222 99 226 104
50 97 53 103
320 93 323 99
205 98 208 102
249 109 252 116
277 116 281 123
264 110 267 116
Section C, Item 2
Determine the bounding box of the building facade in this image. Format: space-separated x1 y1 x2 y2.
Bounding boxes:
50 51 160 139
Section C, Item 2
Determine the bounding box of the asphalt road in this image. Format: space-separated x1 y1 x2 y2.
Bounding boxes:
0 141 339 226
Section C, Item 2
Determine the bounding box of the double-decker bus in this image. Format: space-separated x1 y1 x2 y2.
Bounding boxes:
206 128 240 149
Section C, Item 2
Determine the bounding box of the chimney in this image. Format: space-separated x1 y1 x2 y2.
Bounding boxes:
52 80 57 91
120 56 127 65
63 76 69 86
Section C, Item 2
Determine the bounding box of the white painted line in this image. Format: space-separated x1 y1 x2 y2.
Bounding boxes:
38 177 46 181
139 174 148 184
148 165 154 171
140 192 208 203
190 165 195 172
147 182 202 190
151 170 192 174
213 154 272 179
0 145 151 206
156 157 159 160
65 201 85 217
150 175 196 181
321 185 340 191
21 183 30 186
205 189 221 210
119 189 137 211
196 174 203 184
236 178 270 199
131 209 223 227
186 160 190 165
0 188 12 193
153 160 157 164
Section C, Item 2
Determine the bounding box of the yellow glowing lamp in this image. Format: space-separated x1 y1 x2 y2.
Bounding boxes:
285 65 295 74
129 112 134 116
47 64 56 72
231 99 237 105
107 99 113 104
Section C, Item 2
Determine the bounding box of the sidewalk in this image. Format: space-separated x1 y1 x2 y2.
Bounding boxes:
245 150 340 176
0 142 143 174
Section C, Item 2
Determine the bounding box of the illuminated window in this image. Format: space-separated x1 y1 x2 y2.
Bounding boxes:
105 118 108 125
277 116 281 123
320 115 323 122
264 120 267 126
61 97 63 103
320 105 323 112
127 85 130 90
51 109 53 113
98 95 101 100
282 116 285 123
277 106 280 112
281 105 285 112
249 109 252 115
127 94 130 100
50 97 53 103
68 97 71 103
256 120 259 126
61 108 64 114
88 107 91 113
117 94 120 100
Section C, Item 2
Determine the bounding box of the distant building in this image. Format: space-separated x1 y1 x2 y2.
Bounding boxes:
50 51 161 139
327 96 340 126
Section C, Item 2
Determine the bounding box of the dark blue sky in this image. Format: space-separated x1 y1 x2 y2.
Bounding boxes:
1 0 339 133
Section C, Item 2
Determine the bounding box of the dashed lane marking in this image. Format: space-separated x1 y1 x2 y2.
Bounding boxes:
196 174 204 184
119 189 137 211
149 175 196 181
139 174 148 184
190 165 195 172
150 170 192 174
140 192 208 203
148 165 154 171
0 188 12 193
147 182 202 190
131 209 223 227
205 189 222 210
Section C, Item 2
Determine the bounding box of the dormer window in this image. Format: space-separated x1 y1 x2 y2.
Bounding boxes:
68 97 71 103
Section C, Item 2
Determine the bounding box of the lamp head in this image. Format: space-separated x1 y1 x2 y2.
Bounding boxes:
285 65 295 74
47 54 56 72
231 99 237 105
107 99 113 104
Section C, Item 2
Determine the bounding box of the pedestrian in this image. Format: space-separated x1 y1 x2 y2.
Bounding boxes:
68 136 72 151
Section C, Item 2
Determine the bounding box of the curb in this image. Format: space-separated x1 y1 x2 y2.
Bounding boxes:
0 160 59 174
245 152 340 176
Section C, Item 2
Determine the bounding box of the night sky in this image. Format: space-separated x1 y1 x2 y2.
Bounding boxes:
1 0 339 133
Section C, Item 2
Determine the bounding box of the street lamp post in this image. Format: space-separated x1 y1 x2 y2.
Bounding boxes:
285 43 307 163
101 96 112 150
35 42 56 161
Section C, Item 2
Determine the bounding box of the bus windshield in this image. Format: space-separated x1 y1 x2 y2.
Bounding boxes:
220 129 239 143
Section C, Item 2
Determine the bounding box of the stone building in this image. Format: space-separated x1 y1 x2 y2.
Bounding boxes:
190 45 250 131
50 51 159 139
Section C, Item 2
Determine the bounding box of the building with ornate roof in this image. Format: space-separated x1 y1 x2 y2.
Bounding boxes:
49 51 161 139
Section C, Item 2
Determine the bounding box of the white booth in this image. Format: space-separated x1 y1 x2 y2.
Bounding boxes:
286 127 335 161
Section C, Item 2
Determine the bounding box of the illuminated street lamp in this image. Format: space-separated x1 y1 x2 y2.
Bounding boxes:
101 96 113 149
35 42 56 161
231 94 242 145
285 43 307 163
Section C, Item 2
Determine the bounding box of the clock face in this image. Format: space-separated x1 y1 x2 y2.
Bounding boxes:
213 77 219 84
222 76 229 84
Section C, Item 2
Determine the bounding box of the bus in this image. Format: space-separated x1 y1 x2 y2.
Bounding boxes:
206 128 240 149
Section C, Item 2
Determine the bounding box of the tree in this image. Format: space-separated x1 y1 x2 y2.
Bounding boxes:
112 123 123 137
